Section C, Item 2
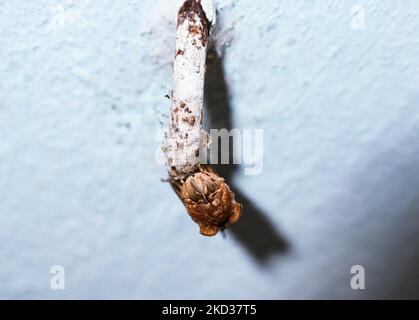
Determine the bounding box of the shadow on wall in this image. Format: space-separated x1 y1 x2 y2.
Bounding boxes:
204 46 290 265
389 195 419 299
347 136 419 299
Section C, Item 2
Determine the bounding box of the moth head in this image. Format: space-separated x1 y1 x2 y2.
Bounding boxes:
180 167 242 236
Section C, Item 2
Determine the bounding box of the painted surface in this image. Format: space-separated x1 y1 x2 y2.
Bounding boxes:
1 0 419 299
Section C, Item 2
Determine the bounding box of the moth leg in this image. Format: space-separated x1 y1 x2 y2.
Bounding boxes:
199 224 219 237
228 202 242 224
169 178 184 200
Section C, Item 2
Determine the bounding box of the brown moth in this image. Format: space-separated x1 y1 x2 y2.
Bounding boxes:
166 1 242 236
171 166 242 236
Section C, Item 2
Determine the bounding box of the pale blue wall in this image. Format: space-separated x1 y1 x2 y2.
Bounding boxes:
1 0 419 299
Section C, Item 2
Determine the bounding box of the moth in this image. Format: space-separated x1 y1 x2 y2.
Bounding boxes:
171 165 242 236
165 1 242 236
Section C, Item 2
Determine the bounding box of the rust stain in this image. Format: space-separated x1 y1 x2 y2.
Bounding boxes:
177 0 211 46
188 25 201 36
182 116 196 126
176 49 185 57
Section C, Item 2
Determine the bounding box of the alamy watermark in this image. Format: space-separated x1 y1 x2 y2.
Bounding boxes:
50 265 65 290
156 128 264 176
351 4 366 31
350 265 365 290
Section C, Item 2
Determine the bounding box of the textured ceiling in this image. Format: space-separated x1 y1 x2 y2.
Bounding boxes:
1 0 419 299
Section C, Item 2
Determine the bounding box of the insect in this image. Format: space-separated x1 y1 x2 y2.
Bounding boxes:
170 165 242 236
165 1 242 236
